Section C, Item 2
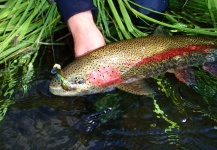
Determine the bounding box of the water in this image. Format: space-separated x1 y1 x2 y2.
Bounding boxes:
0 44 217 150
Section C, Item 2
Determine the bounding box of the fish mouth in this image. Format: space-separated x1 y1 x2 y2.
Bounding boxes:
49 85 93 96
49 85 78 96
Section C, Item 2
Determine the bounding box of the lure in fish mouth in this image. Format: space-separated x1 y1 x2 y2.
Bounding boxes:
49 34 217 96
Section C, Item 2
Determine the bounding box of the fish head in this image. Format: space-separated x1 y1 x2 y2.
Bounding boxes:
49 60 124 96
49 71 104 96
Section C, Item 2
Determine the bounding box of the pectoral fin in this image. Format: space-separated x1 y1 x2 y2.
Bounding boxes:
117 80 154 95
173 66 197 85
203 61 217 76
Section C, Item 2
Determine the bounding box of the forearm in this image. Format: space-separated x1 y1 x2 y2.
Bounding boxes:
68 10 105 57
55 0 105 57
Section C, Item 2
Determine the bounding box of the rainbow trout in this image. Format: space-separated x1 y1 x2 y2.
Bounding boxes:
49 35 217 96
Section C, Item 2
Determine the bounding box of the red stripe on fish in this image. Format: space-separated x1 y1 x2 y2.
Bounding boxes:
87 66 123 87
125 45 212 66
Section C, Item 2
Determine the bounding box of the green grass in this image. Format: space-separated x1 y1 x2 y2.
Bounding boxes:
94 0 217 42
0 0 64 64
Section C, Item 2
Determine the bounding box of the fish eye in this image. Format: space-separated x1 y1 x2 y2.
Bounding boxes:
78 80 83 84
73 74 85 84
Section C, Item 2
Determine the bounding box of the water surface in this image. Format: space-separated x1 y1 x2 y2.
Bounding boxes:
0 44 217 150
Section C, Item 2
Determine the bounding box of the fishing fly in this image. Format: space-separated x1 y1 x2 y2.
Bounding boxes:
51 64 71 90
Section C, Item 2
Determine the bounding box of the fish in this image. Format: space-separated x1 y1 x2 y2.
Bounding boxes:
49 34 217 96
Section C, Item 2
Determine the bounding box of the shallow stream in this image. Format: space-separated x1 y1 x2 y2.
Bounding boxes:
0 44 217 150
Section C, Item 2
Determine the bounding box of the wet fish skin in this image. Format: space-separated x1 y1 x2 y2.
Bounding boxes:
49 34 217 96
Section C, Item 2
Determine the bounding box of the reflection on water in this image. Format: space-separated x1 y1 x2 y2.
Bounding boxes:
0 45 217 149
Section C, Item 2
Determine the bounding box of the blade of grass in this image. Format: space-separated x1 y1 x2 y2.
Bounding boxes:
118 0 143 37
107 0 131 40
94 0 111 37
207 0 216 28
35 4 57 46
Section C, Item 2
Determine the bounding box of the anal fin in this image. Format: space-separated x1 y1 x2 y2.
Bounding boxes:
117 80 154 95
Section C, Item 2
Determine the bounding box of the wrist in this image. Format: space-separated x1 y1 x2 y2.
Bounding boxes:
67 10 106 57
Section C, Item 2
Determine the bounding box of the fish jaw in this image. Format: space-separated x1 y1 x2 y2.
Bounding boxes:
49 85 97 96
49 75 107 96
49 76 81 96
